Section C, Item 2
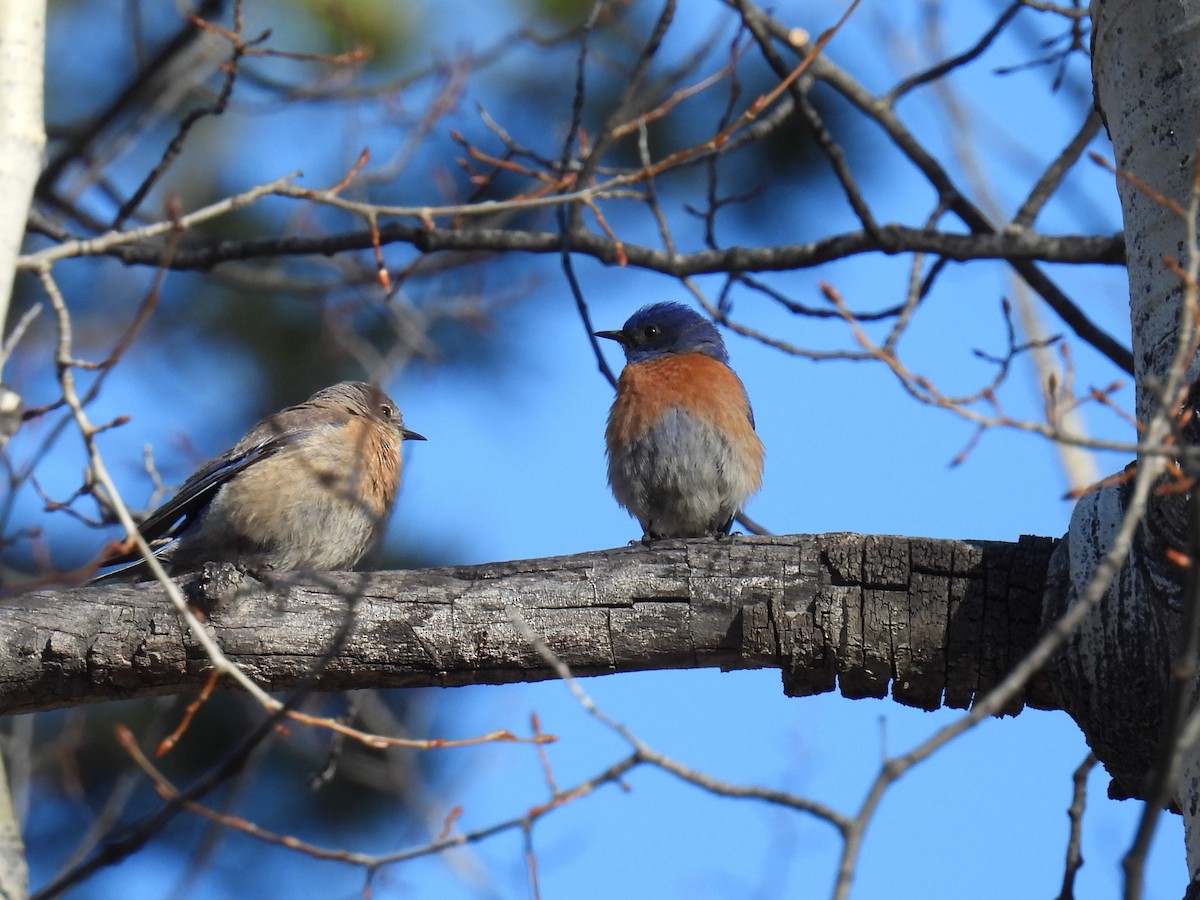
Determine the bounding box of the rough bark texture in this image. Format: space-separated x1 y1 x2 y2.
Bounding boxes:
1042 483 1176 803
0 533 1056 717
1086 0 1200 877
1092 0 1200 425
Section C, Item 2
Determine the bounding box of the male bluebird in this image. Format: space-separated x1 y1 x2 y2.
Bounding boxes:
96 381 424 579
596 302 764 541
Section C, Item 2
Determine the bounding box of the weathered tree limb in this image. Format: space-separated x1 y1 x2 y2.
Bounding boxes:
95 222 1123 275
1 533 1057 717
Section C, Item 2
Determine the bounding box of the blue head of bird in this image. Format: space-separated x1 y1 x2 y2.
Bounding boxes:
595 302 729 365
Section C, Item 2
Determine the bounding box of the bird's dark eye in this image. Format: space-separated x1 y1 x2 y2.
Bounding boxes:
643 324 660 340
379 404 394 419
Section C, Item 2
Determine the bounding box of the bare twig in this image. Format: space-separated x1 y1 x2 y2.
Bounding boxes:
1058 752 1097 900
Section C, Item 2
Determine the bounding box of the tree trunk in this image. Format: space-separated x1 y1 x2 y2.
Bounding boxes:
0 3 44 359
0 6 44 898
1057 0 1200 880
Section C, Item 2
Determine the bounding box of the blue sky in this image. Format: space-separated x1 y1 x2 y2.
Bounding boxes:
8 1 1181 897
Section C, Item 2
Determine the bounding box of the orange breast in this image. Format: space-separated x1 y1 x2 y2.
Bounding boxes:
608 353 754 442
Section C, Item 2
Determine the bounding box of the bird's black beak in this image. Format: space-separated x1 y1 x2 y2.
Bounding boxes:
594 329 627 346
402 428 427 441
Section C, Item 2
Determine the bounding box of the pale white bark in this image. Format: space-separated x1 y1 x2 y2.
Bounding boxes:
0 3 45 377
0 6 41 896
1094 0 1200 411
0 751 24 900
1090 0 1200 880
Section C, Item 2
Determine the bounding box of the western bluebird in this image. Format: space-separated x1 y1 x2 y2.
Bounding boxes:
596 302 764 541
96 381 424 579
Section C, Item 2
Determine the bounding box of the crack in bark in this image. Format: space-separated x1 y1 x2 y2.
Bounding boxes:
5 534 1058 716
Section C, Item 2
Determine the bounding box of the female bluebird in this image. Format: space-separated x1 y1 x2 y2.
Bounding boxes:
596 303 764 541
96 381 425 579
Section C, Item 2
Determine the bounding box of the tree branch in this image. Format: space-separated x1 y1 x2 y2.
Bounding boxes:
94 221 1124 275
4 533 1058 716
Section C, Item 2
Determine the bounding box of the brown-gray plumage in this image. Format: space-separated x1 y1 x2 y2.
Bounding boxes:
95 381 424 580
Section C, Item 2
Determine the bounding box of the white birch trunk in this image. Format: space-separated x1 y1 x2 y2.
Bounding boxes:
0 5 41 897
1088 0 1200 880
0 3 45 374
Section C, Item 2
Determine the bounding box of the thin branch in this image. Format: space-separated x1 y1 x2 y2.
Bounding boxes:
1014 108 1103 228
507 609 851 831
732 0 1133 374
116 716 641 876
0 303 42 372
1058 752 1097 900
19 174 299 268
833 412 1173 899
112 2 257 228
886 3 1023 104
35 0 227 199
36 263 278 709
